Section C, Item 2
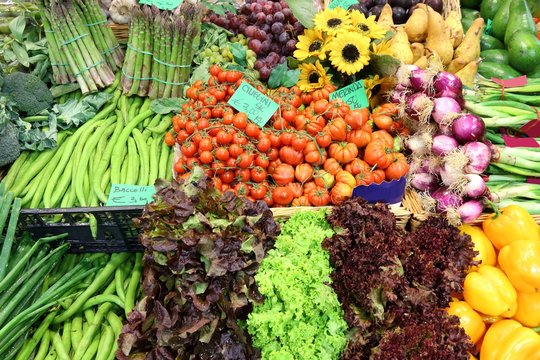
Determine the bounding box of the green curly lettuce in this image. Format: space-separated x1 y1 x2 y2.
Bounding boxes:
247 210 348 360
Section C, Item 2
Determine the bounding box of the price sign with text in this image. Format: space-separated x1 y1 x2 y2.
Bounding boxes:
105 184 156 206
227 81 279 128
329 80 369 109
328 0 357 9
138 0 182 10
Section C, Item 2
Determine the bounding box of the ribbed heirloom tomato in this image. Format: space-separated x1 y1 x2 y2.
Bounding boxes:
294 163 314 183
364 139 395 169
272 186 294 205
328 142 358 164
272 164 295 186
307 187 331 206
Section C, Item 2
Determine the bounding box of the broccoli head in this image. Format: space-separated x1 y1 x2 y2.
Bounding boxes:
0 122 21 167
2 72 53 116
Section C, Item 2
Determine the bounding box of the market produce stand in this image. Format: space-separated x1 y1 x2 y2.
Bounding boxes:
0 0 540 359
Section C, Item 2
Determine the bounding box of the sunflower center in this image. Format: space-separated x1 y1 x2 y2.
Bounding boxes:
309 40 322 52
372 84 381 95
358 24 369 32
308 71 321 83
342 44 360 63
327 18 342 28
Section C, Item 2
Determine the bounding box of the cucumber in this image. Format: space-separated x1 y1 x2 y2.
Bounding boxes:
480 0 508 21
507 30 540 74
480 34 505 50
478 62 522 79
462 17 475 33
529 65 540 79
480 49 510 64
461 8 481 19
460 0 481 9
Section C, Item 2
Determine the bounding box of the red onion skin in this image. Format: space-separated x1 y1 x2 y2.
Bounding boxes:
438 123 453 136
432 97 461 124
463 141 491 174
458 200 484 223
410 69 430 93
433 71 463 99
432 135 459 156
465 174 486 198
431 187 464 212
396 64 419 88
390 89 408 104
411 172 438 191
452 114 486 144
406 92 432 120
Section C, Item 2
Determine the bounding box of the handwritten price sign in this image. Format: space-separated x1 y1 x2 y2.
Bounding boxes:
227 82 279 128
138 0 182 10
105 184 156 206
329 80 369 109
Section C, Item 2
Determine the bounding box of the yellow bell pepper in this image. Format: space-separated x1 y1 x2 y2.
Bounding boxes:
514 291 540 327
482 205 539 250
459 224 497 271
480 319 540 360
463 265 517 317
447 299 486 344
499 240 540 293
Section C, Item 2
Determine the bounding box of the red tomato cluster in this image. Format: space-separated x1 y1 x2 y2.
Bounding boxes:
165 65 410 207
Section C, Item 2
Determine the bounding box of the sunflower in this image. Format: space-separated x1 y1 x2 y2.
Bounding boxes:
349 10 387 40
371 39 393 56
328 32 371 75
313 7 351 36
297 60 332 92
365 76 397 108
294 29 329 61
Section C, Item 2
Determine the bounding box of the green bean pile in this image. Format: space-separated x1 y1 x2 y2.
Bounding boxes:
1 82 174 209
14 252 142 360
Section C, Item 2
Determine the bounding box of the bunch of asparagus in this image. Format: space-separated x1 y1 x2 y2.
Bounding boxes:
40 0 124 94
121 3 203 99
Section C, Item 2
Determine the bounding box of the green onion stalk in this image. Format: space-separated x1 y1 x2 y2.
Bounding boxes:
473 77 540 106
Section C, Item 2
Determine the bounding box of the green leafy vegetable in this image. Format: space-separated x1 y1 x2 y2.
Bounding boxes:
285 0 316 28
268 62 300 89
229 42 247 68
52 93 113 128
149 97 186 114
247 210 348 360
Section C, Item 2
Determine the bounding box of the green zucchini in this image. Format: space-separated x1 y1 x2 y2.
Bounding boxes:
478 61 522 79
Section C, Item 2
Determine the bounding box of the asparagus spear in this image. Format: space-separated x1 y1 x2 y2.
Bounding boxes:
122 7 141 93
148 12 162 99
163 17 183 98
138 6 154 97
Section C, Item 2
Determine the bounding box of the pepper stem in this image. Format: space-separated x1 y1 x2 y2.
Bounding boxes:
485 199 502 218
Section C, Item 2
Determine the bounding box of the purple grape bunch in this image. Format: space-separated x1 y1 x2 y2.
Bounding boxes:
208 0 304 80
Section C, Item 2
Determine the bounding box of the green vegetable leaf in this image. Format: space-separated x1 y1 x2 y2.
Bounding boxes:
53 93 113 128
9 15 26 43
3 49 17 63
285 0 316 28
369 53 401 78
229 42 247 67
150 98 186 114
190 59 211 85
50 84 81 98
268 62 300 89
11 42 29 68
24 41 46 51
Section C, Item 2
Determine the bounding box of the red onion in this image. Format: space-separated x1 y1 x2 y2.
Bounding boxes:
457 200 484 223
438 123 453 136
432 97 461 124
464 174 486 198
463 141 491 174
432 135 458 156
433 71 463 100
406 92 433 122
395 64 419 88
390 89 408 104
431 187 464 212
411 172 439 191
452 114 486 144
410 68 431 93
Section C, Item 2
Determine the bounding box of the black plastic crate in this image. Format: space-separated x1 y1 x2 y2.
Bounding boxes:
17 206 145 253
